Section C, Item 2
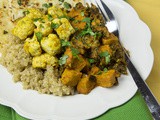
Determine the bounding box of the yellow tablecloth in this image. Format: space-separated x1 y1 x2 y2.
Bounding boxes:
127 0 160 102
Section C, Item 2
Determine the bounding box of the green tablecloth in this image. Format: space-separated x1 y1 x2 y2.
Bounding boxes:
0 92 153 120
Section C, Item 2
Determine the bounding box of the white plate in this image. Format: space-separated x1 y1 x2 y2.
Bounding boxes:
0 0 154 120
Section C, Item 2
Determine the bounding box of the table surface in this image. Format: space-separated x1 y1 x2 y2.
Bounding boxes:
127 0 160 102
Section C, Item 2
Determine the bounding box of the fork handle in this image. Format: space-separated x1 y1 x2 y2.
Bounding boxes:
125 54 160 120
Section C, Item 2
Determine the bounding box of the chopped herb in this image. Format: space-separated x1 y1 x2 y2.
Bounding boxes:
61 40 71 47
51 22 60 29
17 0 22 6
105 55 110 64
63 2 71 9
97 71 102 75
23 10 30 16
3 30 8 34
99 51 109 57
88 58 95 64
35 32 43 42
99 51 110 64
103 68 108 72
40 24 44 28
71 47 79 57
59 55 68 66
82 17 91 24
42 3 51 8
59 0 64 2
81 11 84 16
79 17 96 37
33 18 43 22
48 14 53 21
75 28 79 31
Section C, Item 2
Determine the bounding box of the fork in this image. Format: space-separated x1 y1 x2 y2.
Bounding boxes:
95 0 160 119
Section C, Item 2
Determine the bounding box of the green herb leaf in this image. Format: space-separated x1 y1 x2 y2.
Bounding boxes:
81 11 84 16
48 14 53 21
103 68 108 73
3 30 8 34
51 22 60 29
82 17 91 23
42 3 51 8
17 0 22 6
63 2 71 9
99 51 109 57
71 47 79 57
59 0 64 2
97 71 103 75
105 56 110 64
35 32 43 42
99 51 110 64
40 24 44 28
88 58 95 64
33 18 43 22
61 40 71 47
59 55 68 66
23 10 30 16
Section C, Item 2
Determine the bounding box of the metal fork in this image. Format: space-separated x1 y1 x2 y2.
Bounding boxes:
95 0 160 119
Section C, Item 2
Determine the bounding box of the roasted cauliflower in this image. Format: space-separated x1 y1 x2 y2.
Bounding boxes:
52 18 75 40
12 17 35 40
48 6 64 19
24 35 42 56
34 16 53 36
32 53 58 68
41 34 61 55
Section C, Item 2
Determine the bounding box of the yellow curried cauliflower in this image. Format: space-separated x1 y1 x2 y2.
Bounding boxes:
12 17 35 40
48 6 64 19
52 18 75 40
24 35 42 56
41 34 61 55
34 16 53 36
32 53 58 68
26 8 43 19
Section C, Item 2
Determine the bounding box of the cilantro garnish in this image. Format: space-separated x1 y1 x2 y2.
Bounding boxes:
88 58 95 64
81 11 84 16
35 32 43 42
63 2 71 9
103 68 108 73
33 18 43 22
42 3 51 8
51 22 60 29
61 40 71 47
99 51 111 64
59 55 68 65
71 47 79 57
48 14 53 21
17 0 22 6
23 10 30 16
79 17 96 37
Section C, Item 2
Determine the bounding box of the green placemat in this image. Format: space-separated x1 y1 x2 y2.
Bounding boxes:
0 92 153 120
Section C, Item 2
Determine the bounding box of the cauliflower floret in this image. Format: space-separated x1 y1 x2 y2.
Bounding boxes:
48 6 64 19
12 17 35 39
34 16 53 36
41 34 61 55
26 8 43 19
32 53 58 68
52 18 75 40
24 35 42 56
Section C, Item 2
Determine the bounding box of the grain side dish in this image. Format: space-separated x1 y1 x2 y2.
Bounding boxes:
0 0 127 96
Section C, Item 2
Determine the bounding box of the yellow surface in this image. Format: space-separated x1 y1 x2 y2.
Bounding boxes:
127 0 160 102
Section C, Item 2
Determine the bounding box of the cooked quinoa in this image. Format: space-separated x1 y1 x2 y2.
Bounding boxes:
0 34 74 96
